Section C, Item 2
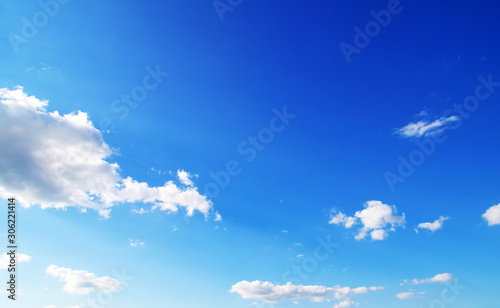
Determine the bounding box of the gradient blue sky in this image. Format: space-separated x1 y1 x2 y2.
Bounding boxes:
0 0 499 307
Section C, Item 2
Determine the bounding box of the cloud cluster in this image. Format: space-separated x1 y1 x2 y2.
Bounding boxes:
483 203 500 226
229 280 383 304
395 112 459 138
0 87 213 219
329 201 406 241
416 216 449 233
46 265 121 295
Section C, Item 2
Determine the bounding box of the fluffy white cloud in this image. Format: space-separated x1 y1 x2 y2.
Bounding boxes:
329 211 357 228
0 253 31 269
395 113 459 138
396 291 426 299
177 169 195 186
46 265 121 295
214 211 222 222
0 87 213 219
229 281 383 304
334 300 359 308
482 203 500 226
409 273 453 285
330 201 405 241
416 216 449 233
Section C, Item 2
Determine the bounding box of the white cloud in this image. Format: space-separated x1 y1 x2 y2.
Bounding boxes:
281 230 288 233
214 211 222 222
416 216 449 232
129 239 145 247
329 211 357 228
229 281 383 304
482 203 500 226
131 208 149 214
330 201 405 241
0 253 31 269
46 265 121 295
296 254 304 258
395 113 459 138
334 300 359 308
177 169 196 186
369 229 387 240
396 291 426 299
409 273 453 285
0 87 213 219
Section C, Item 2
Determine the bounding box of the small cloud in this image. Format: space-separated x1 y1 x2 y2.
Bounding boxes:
214 211 222 222
406 273 453 285
395 112 459 138
334 300 359 308
483 203 500 226
296 254 304 258
281 230 288 233
177 169 197 186
329 201 405 241
396 291 426 300
46 265 121 295
1 253 31 269
129 239 145 247
131 208 149 214
416 216 449 233
329 210 357 228
98 209 111 220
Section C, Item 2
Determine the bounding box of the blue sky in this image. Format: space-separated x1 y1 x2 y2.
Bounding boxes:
0 0 499 307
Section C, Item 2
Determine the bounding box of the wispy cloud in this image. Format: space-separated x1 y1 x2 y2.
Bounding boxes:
129 239 145 247
334 300 359 308
230 280 383 304
395 112 459 138
405 273 453 285
396 291 426 299
416 216 449 233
